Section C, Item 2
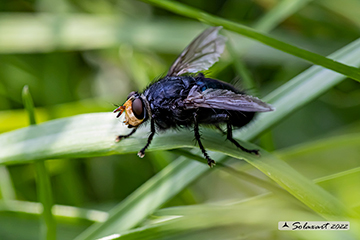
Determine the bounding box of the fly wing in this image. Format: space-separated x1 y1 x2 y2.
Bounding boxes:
167 26 226 76
183 86 275 112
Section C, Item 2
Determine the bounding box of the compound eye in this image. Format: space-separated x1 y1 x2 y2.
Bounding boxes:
127 91 136 100
132 98 144 119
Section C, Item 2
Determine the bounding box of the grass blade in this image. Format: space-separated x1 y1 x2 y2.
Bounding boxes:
74 158 207 240
240 38 360 140
140 0 360 82
101 197 353 240
0 200 108 222
22 86 56 240
252 0 314 32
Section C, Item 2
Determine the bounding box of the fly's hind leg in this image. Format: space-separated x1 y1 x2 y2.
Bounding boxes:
226 122 260 155
193 113 216 167
116 128 137 142
138 118 156 158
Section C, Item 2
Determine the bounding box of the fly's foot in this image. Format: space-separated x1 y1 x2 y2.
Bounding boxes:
115 129 137 143
226 123 261 157
249 149 260 156
115 135 125 142
137 150 145 158
226 135 260 156
238 146 260 156
207 159 216 168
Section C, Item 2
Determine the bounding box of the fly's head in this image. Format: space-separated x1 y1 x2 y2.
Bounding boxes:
114 91 148 128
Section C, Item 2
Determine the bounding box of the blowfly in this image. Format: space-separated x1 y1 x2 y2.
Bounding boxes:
114 26 274 167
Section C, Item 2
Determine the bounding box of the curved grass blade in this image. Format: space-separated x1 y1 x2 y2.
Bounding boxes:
277 132 360 208
74 157 207 240
252 0 314 32
140 0 360 82
0 200 108 223
100 197 354 240
240 38 360 140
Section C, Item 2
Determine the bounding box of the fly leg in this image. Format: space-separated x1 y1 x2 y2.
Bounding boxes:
226 122 259 155
138 118 156 158
194 113 216 167
116 128 137 142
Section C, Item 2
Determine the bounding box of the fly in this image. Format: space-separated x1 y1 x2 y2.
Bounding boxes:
114 26 274 167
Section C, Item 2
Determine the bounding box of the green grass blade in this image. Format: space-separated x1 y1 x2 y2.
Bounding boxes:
33 162 56 240
240 38 360 140
0 166 16 199
101 197 353 240
140 0 360 82
74 158 207 240
22 86 56 240
252 0 314 32
170 149 294 202
0 14 202 54
277 132 360 207
318 0 360 27
206 136 354 218
226 42 258 95
226 0 314 96
22 86 37 125
0 200 108 222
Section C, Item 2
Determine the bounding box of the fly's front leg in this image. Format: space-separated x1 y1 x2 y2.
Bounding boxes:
193 112 216 167
116 128 137 142
138 117 156 158
226 122 259 155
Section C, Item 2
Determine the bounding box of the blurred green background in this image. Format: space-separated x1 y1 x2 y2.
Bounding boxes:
1 0 360 239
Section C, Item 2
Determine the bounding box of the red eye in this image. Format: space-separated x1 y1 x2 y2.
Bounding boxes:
132 98 144 119
127 91 136 100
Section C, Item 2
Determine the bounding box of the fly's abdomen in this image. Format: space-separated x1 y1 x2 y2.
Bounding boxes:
195 77 242 94
196 108 255 127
